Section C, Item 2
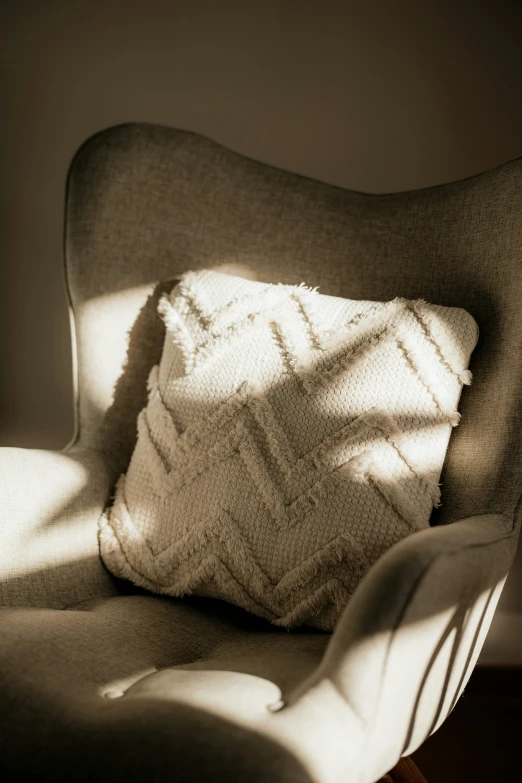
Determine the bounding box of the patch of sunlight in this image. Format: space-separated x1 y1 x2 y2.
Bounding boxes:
1 522 99 580
77 263 255 413
78 283 159 412
210 262 258 280
118 666 361 783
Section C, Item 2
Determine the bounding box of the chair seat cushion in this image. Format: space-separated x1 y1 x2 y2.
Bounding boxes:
0 594 328 781
100 270 478 631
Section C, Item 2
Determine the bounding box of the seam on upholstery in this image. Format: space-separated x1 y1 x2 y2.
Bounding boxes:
63 596 101 610
511 492 522 533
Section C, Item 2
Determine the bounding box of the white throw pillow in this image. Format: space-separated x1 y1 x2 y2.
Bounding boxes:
99 270 478 630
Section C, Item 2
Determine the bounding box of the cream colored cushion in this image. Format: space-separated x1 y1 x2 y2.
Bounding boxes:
99 270 478 630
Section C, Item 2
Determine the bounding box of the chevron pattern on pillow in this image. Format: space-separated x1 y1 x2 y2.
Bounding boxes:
99 270 478 630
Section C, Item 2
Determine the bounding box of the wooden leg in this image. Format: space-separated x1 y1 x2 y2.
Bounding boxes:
378 756 429 783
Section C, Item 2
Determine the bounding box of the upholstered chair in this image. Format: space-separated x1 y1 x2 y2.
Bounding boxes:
0 124 520 783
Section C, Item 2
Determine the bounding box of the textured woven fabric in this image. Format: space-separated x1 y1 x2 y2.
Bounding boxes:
0 446 119 608
1 124 520 781
66 125 522 542
100 270 477 630
0 515 513 783
0 594 328 782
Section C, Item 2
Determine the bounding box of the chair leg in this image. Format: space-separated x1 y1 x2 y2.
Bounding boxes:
385 756 429 783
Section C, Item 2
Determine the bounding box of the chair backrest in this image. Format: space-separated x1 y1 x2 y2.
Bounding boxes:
65 123 522 526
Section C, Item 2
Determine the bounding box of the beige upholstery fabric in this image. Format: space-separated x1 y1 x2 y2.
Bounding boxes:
0 124 520 781
100 269 477 630
0 446 119 608
66 125 522 530
0 594 328 782
0 514 514 782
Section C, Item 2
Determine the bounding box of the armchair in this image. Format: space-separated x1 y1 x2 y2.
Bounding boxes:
1 124 520 782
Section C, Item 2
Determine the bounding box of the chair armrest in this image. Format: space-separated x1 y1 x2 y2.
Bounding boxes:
282 513 517 783
0 446 120 608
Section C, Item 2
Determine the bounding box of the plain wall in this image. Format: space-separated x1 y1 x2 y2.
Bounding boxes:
1 0 522 654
